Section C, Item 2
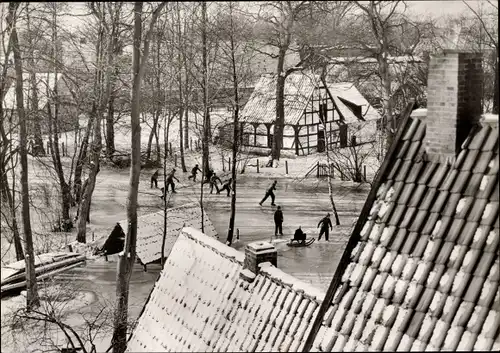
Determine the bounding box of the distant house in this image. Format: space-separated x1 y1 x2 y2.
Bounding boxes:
304 50 499 351
239 72 381 155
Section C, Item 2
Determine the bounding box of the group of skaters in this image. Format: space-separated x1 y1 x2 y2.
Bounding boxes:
150 164 233 199
261 180 334 244
151 167 334 244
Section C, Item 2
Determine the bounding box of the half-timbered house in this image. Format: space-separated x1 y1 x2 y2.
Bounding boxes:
239 72 381 156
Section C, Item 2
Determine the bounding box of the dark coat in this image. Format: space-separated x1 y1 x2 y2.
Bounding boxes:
318 216 333 230
274 209 283 223
267 183 277 193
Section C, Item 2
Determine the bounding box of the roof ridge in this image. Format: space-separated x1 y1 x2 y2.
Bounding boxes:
258 262 326 303
182 227 245 264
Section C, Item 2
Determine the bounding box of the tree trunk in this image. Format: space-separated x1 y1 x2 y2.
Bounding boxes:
26 3 45 157
76 104 101 243
73 116 92 203
10 1 40 309
226 3 239 246
112 2 165 351
272 45 289 162
201 1 210 176
176 3 187 173
493 50 499 114
106 91 116 157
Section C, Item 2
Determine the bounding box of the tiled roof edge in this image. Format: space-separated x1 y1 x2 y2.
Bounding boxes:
258 262 326 303
182 227 246 264
302 100 417 351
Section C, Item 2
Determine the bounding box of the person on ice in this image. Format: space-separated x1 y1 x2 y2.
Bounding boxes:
220 177 233 197
294 226 306 244
317 213 333 241
204 168 214 184
188 164 201 182
150 169 159 188
162 168 179 197
274 205 283 236
259 180 277 206
209 172 222 194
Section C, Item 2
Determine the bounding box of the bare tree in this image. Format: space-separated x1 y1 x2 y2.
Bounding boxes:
111 3 166 352
8 1 40 309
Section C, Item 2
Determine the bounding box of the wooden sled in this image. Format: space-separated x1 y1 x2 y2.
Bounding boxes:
287 238 315 247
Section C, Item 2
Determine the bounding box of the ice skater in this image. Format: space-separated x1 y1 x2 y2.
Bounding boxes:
274 206 283 236
317 213 333 241
259 180 277 206
208 172 222 194
161 168 179 198
188 164 202 182
220 177 233 197
150 169 159 188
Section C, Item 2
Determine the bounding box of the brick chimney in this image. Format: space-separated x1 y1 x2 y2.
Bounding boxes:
244 241 277 274
425 50 483 163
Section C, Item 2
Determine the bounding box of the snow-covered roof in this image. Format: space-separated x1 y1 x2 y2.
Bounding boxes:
241 72 317 125
308 116 500 351
3 72 62 110
241 73 379 126
122 202 218 265
126 227 326 352
326 82 381 123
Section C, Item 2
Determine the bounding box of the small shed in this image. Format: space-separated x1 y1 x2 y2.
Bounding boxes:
239 72 381 155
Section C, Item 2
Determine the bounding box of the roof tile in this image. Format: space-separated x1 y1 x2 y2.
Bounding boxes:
396 140 411 159
428 319 450 348
417 162 438 185
453 148 469 170
361 267 378 292
472 151 494 174
406 161 425 184
397 183 417 205
412 123 426 142
417 187 437 211
404 141 422 161
383 329 404 351
440 295 462 324
428 163 450 188
431 216 453 239
483 227 499 252
428 291 447 318
391 254 408 277
457 331 477 351
421 213 440 235
409 184 428 209
451 171 472 193
415 288 436 313
467 306 490 334
468 124 492 150
411 235 430 258
395 161 413 182
399 207 418 229
379 226 398 247
409 210 429 233
426 264 446 290
387 159 402 180
481 127 499 151
400 232 419 255
389 205 407 226
441 193 462 217
460 149 480 171
407 312 426 338
437 267 458 294
456 221 479 246
416 313 437 343
431 191 450 213
480 202 499 226
442 325 463 350
463 173 484 196
402 118 420 141
439 169 459 192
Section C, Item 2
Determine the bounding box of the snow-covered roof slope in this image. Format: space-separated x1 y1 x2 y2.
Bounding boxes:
308 118 499 351
126 227 326 352
122 202 218 265
326 82 382 123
